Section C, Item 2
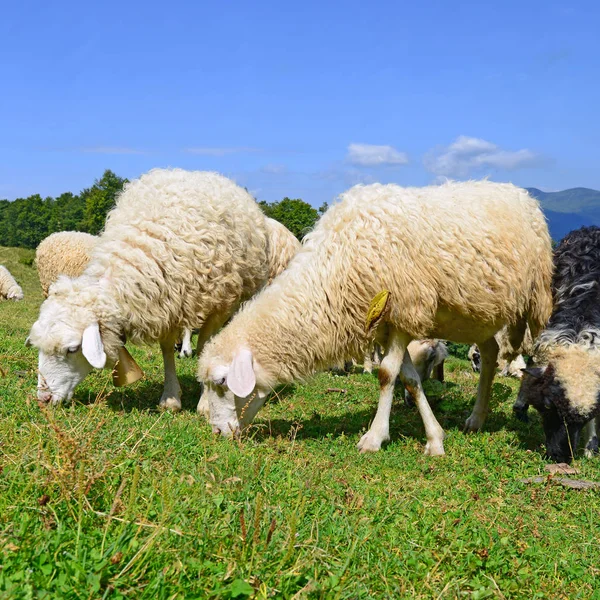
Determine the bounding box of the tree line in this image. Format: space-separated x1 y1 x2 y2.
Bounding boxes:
0 170 326 249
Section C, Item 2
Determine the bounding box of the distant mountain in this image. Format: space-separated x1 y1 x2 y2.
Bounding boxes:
526 187 600 241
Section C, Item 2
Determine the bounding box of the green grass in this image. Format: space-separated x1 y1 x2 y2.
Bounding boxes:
1 244 599 599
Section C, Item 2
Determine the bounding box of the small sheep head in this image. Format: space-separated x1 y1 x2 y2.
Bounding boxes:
515 357 600 463
26 297 109 405
199 346 270 437
468 345 481 373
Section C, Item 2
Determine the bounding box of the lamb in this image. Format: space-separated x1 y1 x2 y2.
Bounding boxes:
198 180 553 456
402 339 447 405
0 266 24 300
347 339 447 385
36 231 97 297
179 217 300 358
468 326 534 378
514 226 600 463
406 339 447 384
26 168 274 410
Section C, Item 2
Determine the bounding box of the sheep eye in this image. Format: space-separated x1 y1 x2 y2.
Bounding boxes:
214 377 226 386
67 345 80 354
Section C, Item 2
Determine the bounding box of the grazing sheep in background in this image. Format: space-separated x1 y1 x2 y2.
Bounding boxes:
337 339 446 387
514 226 600 463
36 231 204 366
407 339 447 383
27 168 272 411
180 217 300 359
199 180 553 456
0 266 24 300
36 231 97 297
468 326 533 378
403 339 448 405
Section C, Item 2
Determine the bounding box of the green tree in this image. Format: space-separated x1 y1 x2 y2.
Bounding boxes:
49 192 85 233
259 197 319 240
82 170 127 235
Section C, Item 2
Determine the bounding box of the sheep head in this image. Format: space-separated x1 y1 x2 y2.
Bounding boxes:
27 295 111 405
198 344 271 437
515 346 600 463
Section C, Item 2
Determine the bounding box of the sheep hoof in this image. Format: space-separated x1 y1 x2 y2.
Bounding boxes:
463 414 484 433
159 396 182 412
357 431 388 453
424 439 445 456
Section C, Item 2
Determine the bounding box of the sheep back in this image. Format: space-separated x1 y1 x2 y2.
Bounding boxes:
36 231 97 297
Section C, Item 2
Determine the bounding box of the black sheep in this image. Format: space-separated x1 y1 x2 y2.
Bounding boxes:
514 226 600 463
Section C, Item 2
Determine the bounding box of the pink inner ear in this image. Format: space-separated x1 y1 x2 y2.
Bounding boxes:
226 348 256 398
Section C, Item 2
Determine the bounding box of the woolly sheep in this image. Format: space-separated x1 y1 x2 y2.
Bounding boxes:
198 180 553 456
514 226 600 463
27 168 273 410
179 217 300 359
0 265 23 300
36 231 97 297
468 326 534 378
36 231 203 368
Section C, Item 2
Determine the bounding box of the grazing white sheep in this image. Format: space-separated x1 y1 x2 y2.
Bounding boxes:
27 168 273 410
36 231 97 297
0 265 24 300
180 217 300 359
468 326 534 378
198 180 553 456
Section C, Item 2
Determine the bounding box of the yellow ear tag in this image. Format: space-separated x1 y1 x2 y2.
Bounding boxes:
365 290 390 334
112 346 144 387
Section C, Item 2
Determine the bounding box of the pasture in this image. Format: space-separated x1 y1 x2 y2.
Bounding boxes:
0 245 599 599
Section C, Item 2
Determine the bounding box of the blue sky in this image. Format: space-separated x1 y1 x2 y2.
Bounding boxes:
1 0 599 206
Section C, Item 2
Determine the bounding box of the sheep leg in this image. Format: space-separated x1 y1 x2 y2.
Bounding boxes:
434 361 444 383
399 351 445 456
179 328 194 358
196 313 230 416
159 331 182 412
583 417 599 458
503 319 527 365
404 353 428 407
464 336 499 432
357 331 409 453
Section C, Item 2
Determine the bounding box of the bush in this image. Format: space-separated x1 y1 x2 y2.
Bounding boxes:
446 341 471 360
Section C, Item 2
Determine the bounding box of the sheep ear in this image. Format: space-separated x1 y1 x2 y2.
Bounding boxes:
82 323 107 369
226 348 256 398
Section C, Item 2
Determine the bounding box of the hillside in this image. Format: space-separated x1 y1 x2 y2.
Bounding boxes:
527 187 600 241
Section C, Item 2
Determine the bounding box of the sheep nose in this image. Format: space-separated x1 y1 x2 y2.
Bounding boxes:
212 426 222 435
38 390 52 404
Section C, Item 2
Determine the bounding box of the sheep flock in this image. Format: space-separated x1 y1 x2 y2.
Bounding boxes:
6 167 599 465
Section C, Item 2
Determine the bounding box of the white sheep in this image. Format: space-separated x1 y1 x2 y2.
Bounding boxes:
198 180 553 456
0 265 24 300
179 217 300 358
36 231 97 297
27 168 274 410
468 326 533 378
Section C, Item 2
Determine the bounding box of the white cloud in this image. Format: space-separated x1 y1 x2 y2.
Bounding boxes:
424 136 540 177
80 147 146 154
184 147 259 156
346 143 409 167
